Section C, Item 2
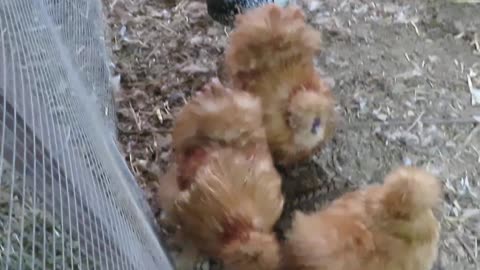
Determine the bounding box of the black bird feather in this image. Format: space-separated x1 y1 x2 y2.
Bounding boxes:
206 0 277 25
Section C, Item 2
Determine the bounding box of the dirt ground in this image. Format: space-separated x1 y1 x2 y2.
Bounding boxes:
104 0 479 269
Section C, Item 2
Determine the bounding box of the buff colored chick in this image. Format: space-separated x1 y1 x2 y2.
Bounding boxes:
172 147 284 270
172 78 267 189
155 79 282 269
155 78 268 214
224 4 336 165
282 166 442 270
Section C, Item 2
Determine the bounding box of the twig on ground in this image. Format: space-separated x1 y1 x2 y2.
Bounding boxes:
406 111 425 132
455 234 478 267
338 116 480 130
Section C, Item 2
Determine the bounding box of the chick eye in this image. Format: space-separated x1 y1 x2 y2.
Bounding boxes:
311 117 322 134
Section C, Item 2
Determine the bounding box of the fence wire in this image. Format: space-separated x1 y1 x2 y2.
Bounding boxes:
0 0 174 269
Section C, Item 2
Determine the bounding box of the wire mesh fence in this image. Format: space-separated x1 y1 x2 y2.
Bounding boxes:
0 0 173 269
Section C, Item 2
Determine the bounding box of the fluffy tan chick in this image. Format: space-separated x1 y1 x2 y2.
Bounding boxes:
172 78 267 189
225 4 336 165
154 79 268 225
283 166 442 270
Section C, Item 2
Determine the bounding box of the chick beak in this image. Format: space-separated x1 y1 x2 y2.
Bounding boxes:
311 117 321 134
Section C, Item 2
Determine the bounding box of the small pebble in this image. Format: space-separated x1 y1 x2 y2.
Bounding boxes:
168 92 185 104
374 112 388 121
403 156 413 166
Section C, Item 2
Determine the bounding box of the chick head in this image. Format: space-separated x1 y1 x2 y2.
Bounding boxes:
287 88 335 151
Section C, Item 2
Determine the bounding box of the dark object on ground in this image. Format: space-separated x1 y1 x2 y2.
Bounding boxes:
206 0 289 25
